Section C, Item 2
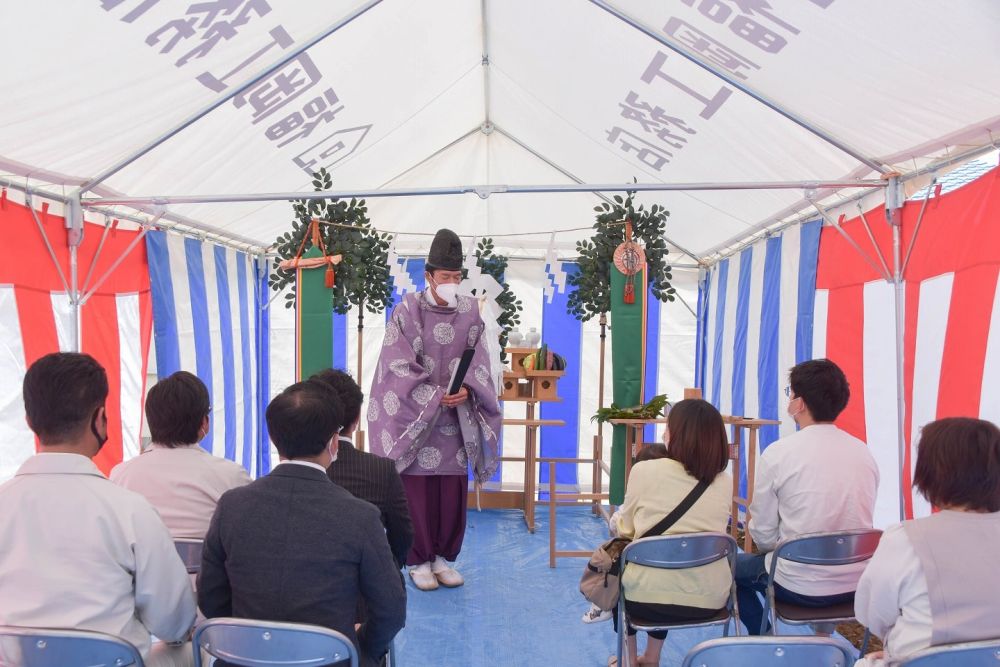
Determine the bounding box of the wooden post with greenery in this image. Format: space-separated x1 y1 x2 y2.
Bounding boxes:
567 190 675 506
269 168 393 451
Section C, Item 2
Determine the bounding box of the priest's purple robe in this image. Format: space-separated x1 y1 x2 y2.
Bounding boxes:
368 292 501 482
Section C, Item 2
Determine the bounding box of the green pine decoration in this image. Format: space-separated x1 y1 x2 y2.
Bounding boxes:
268 167 393 315
567 188 676 321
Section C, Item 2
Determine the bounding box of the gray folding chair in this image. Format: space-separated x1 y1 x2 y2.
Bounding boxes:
192 618 358 667
174 539 204 574
617 532 739 667
763 528 882 654
681 636 856 666
899 639 1000 666
0 626 144 667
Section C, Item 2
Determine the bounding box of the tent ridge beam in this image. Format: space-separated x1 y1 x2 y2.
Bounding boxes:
78 0 384 195
494 124 704 265
83 179 886 207
481 0 491 127
588 0 891 175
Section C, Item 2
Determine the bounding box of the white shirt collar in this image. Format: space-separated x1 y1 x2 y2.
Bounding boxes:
278 460 328 474
16 452 105 478
149 442 204 451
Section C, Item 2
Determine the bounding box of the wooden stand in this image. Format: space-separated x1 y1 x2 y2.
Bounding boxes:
725 416 780 551
474 348 565 532
538 388 779 567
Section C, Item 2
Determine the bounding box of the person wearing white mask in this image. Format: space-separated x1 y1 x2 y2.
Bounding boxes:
734 359 879 635
368 228 502 591
0 353 195 667
198 380 406 667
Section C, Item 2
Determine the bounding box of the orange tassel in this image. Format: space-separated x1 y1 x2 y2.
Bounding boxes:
325 265 335 288
624 281 635 304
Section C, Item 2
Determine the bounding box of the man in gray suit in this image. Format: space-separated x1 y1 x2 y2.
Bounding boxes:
198 380 406 667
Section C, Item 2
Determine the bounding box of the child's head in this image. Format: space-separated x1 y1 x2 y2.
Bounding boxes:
634 443 668 464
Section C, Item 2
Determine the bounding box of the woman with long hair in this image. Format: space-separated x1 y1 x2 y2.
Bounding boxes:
610 399 733 667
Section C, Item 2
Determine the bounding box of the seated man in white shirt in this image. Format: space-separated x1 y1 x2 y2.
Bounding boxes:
0 352 196 667
736 359 880 635
111 370 251 539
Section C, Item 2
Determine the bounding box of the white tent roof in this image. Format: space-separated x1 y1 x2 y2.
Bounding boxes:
3 0 999 259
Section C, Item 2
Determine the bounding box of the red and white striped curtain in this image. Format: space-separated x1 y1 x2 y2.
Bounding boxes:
0 197 152 482
815 167 1000 525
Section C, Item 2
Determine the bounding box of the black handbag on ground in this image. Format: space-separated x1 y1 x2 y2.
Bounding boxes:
579 479 711 611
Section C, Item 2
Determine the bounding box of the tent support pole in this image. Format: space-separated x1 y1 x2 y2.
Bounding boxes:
81 217 114 297
705 141 999 262
809 202 891 281
481 0 491 126
78 0 385 195
856 206 892 281
0 177 265 253
79 220 157 306
587 0 889 174
25 190 80 348
66 190 84 351
83 179 885 207
901 178 937 278
887 176 907 523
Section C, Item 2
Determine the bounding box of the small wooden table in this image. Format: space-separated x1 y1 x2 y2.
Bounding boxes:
501 411 565 532
724 417 780 551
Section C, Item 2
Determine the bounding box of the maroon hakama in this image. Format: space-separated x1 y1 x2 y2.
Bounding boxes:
400 473 468 565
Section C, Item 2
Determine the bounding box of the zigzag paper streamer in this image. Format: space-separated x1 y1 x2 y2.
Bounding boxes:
387 240 416 295
462 238 505 391
542 232 567 303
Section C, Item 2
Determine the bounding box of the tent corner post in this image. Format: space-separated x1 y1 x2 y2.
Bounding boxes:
66 190 84 351
887 175 907 523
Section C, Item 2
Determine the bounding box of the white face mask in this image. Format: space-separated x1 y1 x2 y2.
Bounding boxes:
429 278 459 308
787 397 803 420
327 438 338 463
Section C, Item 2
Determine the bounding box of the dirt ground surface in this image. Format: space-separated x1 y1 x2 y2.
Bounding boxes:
838 621 883 654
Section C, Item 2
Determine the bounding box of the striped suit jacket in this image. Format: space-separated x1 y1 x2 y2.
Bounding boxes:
328 437 414 568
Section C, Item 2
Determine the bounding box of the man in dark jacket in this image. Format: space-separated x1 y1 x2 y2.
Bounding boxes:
312 368 413 568
198 380 406 667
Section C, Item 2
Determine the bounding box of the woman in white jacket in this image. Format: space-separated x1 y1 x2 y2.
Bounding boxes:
854 417 1000 666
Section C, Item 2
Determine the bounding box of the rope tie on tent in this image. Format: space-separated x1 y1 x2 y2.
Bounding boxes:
0 186 6 210
306 216 632 242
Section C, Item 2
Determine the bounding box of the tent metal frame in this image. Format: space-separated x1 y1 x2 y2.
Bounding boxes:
6 0 998 522
82 179 885 207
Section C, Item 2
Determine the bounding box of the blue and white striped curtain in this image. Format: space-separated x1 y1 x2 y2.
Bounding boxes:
696 220 822 496
146 231 270 476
